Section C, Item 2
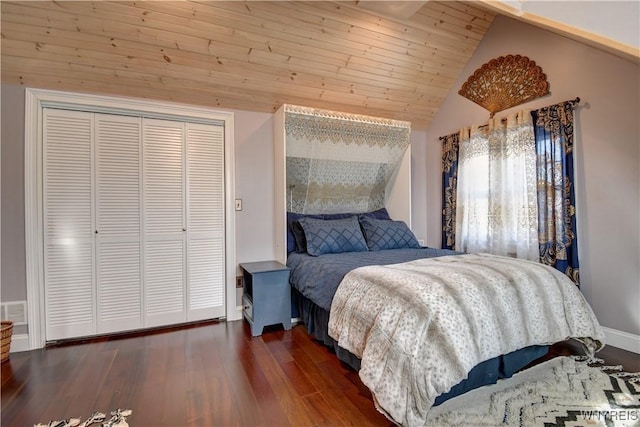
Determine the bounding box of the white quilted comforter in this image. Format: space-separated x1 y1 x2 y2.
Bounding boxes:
328 253 604 426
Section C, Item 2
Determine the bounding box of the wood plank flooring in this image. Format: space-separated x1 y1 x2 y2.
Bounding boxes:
2 320 638 426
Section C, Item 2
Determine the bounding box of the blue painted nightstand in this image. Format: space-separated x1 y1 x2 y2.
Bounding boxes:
240 261 292 337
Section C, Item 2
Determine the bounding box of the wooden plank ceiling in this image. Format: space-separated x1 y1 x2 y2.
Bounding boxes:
0 1 495 128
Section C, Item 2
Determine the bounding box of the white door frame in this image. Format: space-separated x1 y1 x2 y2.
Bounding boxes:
25 88 238 350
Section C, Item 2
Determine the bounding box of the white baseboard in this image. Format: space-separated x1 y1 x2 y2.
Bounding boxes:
9 334 31 353
602 327 640 354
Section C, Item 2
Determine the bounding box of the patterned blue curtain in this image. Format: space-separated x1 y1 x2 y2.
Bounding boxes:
441 132 459 250
531 100 580 285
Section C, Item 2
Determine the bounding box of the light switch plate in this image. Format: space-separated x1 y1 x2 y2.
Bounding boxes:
235 199 242 211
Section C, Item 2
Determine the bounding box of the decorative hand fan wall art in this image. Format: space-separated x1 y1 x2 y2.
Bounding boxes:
458 55 549 117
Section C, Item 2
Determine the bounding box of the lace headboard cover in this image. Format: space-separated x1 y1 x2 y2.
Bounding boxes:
284 104 411 214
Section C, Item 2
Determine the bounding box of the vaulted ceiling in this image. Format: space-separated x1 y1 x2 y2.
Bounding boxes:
2 2 634 129
0 1 496 128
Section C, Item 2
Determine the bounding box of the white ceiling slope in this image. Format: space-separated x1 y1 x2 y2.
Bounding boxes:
481 0 640 62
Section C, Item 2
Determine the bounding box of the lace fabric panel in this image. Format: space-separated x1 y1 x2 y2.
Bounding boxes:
456 111 539 260
284 105 410 214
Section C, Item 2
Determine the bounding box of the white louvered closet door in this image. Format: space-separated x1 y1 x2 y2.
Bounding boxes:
95 114 142 334
42 109 227 341
186 123 225 321
143 119 186 328
43 109 95 341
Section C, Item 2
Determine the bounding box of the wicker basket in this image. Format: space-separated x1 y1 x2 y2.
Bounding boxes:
1 321 14 363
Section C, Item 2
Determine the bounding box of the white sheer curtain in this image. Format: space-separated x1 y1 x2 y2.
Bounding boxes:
455 111 539 261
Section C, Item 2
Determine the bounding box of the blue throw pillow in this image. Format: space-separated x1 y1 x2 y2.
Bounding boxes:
287 212 323 253
359 216 421 251
286 208 391 253
361 207 392 221
291 220 308 253
322 207 391 221
298 216 368 256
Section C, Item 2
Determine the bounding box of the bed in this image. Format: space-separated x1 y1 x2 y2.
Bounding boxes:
286 209 605 426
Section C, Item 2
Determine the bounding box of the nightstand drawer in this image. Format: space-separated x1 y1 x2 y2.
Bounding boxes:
243 295 253 321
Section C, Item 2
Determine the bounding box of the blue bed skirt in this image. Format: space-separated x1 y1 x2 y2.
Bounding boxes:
294 289 549 406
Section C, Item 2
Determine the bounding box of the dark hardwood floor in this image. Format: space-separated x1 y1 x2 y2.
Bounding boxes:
2 321 638 427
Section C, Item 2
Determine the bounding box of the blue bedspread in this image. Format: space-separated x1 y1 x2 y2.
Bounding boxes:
287 247 458 311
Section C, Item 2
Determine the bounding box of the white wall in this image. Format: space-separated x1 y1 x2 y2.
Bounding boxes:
231 109 277 266
410 129 429 244
1 84 428 321
1 84 27 304
517 1 640 49
423 15 640 338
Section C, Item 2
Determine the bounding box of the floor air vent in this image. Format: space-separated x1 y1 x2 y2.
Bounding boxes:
1 301 27 325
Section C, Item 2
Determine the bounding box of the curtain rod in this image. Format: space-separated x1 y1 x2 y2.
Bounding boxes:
438 97 581 141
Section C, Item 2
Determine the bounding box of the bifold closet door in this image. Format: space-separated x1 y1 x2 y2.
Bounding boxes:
95 114 142 334
186 123 225 321
43 110 227 340
44 110 144 340
43 109 95 341
142 119 187 327
142 120 227 326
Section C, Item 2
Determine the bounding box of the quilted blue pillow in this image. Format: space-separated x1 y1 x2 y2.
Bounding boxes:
359 216 421 251
287 212 323 253
298 216 368 256
287 208 391 253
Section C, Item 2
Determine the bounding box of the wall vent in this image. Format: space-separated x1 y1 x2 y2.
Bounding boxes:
1 301 28 325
